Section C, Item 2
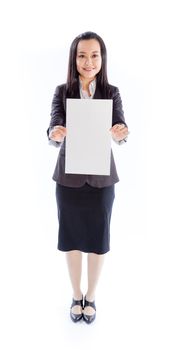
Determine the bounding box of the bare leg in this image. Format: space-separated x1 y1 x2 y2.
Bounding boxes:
85 252 105 316
66 250 83 314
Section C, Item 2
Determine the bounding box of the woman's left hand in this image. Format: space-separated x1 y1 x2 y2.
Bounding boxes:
110 124 129 142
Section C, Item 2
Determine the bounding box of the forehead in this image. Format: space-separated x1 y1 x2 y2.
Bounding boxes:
77 39 101 53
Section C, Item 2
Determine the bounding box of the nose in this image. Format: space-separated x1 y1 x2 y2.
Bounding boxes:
85 57 92 66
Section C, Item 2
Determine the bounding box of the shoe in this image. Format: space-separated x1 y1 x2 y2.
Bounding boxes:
70 297 83 323
83 297 96 324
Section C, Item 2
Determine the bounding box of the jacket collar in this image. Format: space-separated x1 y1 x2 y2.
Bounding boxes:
79 78 96 98
67 81 104 99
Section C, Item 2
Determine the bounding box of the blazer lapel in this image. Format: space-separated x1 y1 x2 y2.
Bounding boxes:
93 85 103 99
72 81 103 99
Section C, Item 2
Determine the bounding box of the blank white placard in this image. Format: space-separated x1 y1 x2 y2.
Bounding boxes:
65 98 113 175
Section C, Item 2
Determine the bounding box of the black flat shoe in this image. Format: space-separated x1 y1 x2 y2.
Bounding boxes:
70 298 83 323
83 297 96 324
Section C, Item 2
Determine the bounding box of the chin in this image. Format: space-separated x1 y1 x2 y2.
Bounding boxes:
82 74 96 80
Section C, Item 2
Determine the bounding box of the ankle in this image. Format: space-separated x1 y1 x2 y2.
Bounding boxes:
73 292 83 300
85 293 95 302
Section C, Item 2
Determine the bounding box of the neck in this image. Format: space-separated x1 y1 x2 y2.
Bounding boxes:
80 77 95 91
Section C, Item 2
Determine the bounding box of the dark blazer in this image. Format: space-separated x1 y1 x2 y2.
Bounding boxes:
47 83 127 188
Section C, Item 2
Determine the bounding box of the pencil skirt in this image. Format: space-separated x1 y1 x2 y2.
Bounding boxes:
55 183 115 254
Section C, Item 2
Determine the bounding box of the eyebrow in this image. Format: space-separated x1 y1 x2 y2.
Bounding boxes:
77 50 100 53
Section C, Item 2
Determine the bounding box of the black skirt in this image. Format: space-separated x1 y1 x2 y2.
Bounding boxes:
55 183 115 254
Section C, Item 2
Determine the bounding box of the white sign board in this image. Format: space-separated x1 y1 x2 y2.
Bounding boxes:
65 98 113 175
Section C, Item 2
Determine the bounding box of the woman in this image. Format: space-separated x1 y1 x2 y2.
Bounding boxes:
47 31 129 324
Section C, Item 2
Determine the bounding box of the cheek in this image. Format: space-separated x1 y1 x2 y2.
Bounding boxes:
97 59 102 70
76 60 81 72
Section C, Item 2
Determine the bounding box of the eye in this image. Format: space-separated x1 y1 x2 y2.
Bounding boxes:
92 54 99 58
78 54 85 58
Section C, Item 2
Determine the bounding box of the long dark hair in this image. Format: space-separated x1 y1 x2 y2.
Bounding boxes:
66 31 109 97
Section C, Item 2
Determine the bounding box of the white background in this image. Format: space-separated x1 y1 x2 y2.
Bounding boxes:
0 0 185 349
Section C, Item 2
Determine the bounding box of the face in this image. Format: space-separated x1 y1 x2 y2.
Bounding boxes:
76 39 102 82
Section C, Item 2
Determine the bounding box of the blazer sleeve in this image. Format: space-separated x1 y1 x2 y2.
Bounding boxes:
112 87 127 127
47 85 66 146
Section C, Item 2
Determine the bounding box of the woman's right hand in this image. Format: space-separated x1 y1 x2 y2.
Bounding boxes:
49 125 67 142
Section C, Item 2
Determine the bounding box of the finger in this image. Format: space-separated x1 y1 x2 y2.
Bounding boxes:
111 124 126 131
118 127 126 132
53 125 65 130
118 125 127 131
112 124 120 130
111 128 127 135
56 126 67 136
51 134 64 142
112 130 129 139
54 129 66 136
110 125 119 131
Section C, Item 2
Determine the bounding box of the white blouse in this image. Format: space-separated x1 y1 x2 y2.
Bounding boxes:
79 78 96 99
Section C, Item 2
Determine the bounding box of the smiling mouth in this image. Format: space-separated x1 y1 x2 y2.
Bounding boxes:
83 68 94 71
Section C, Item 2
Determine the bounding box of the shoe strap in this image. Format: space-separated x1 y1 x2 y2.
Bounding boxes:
84 298 96 311
71 298 83 308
